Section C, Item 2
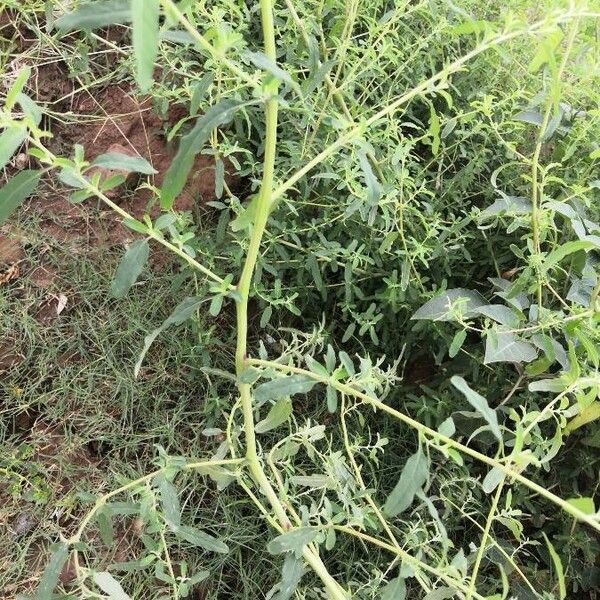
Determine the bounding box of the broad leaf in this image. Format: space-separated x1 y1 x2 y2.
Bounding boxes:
482 466 504 493
93 572 132 600
565 497 596 515
33 543 69 600
484 331 537 364
274 555 305 600
475 304 520 327
175 525 229 554
110 239 149 299
56 0 132 30
479 196 531 219
380 576 406 600
267 527 318 557
542 240 598 272
92 152 157 174
383 449 429 517
0 169 42 225
0 126 27 170
132 0 159 92
256 397 292 433
412 288 486 321
451 376 502 441
161 99 242 209
254 374 316 405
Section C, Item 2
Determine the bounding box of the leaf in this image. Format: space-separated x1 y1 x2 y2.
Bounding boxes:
55 0 132 30
542 533 566 600
156 475 181 531
256 397 292 433
92 152 157 174
175 525 229 554
244 51 299 93
412 288 486 321
542 240 598 272
161 99 242 209
0 169 42 225
437 417 455 437
565 402 600 434
5 67 31 110
190 73 214 115
274 554 306 600
565 497 596 515
451 376 502 441
93 572 132 600
383 449 429 517
474 304 520 327
267 527 318 557
482 467 504 493
132 0 159 92
16 92 43 125
479 196 531 219
0 126 27 170
448 329 466 358
253 375 316 405
513 109 543 126
134 296 203 377
110 239 149 299
484 331 537 365
33 542 69 600
357 147 381 206
97 507 115 546
380 576 406 600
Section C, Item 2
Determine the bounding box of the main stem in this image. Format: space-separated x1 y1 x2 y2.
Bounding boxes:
234 1 348 598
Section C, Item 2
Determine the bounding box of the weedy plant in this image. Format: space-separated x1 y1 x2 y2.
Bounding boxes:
1 0 600 598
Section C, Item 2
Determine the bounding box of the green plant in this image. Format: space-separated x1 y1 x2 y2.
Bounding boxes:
2 0 600 598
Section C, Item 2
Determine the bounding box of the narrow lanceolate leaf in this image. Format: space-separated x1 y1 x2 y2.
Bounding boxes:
542 534 566 600
0 126 27 170
93 571 132 600
132 0 159 92
160 99 241 209
110 239 149 299
0 169 42 225
33 543 69 600
255 397 292 433
383 449 429 517
412 288 486 321
253 374 316 405
451 376 501 442
542 240 598 272
484 331 537 365
55 0 132 31
175 525 229 554
267 527 318 557
156 475 181 531
92 152 157 174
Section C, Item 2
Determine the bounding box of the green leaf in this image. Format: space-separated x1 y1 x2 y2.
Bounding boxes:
380 576 406 600
254 374 316 405
437 417 455 437
475 304 520 327
542 533 566 600
175 525 229 554
161 99 241 209
93 571 132 600
132 0 159 92
412 288 486 321
16 92 43 125
256 397 292 433
484 331 537 364
5 67 31 110
244 51 299 93
92 152 157 174
0 126 27 170
156 474 181 531
33 542 69 600
0 169 42 225
134 296 203 377
542 240 598 272
110 239 149 299
383 449 429 517
448 329 466 358
565 497 596 515
267 527 318 557
357 147 381 206
274 554 305 600
56 0 132 31
482 467 504 493
326 385 337 413
190 73 214 115
97 507 115 546
451 376 502 441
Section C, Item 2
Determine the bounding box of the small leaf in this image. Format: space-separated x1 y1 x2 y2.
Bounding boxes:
482 467 504 493
156 475 181 531
132 0 159 92
92 152 157 174
190 73 214 115
326 385 337 413
267 527 318 557
479 196 531 219
56 0 132 30
383 449 429 517
254 375 316 405
542 533 566 600
448 329 466 358
0 126 27 169
565 402 600 434
0 169 42 225
484 331 537 364
161 99 242 209
273 554 305 600
110 239 150 299
97 507 115 546
93 571 132 600
437 417 455 438
513 109 543 126
244 51 299 93
33 543 69 600
380 576 406 600
175 525 229 554
451 376 501 441
412 288 486 321
357 147 381 206
542 240 598 272
565 497 596 515
256 397 292 433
